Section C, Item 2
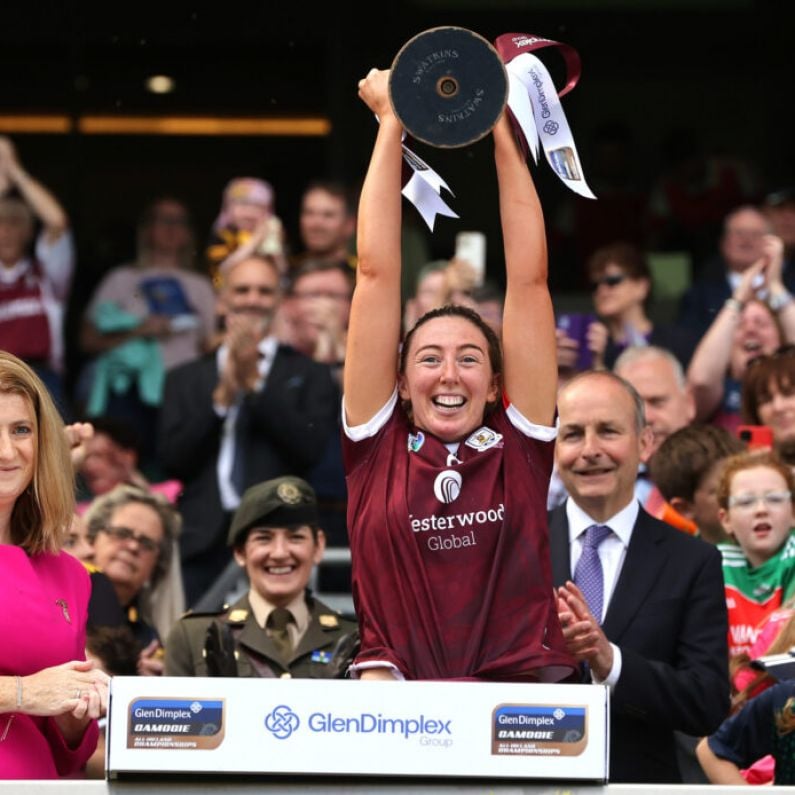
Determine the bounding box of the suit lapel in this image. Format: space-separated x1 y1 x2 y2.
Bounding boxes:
548 506 572 588
602 510 667 641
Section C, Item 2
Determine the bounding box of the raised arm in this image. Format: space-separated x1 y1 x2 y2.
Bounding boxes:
495 117 557 425
343 70 404 426
0 136 69 241
686 258 765 421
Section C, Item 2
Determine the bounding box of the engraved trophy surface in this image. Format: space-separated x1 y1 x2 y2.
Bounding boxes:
389 27 508 148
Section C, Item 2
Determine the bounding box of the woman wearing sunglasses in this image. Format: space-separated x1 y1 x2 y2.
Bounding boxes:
688 234 795 432
585 242 696 370
84 485 183 675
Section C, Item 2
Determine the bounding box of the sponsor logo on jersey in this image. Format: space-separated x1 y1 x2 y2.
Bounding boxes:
433 469 462 503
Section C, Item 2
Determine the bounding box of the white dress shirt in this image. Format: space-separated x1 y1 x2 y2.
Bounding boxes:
566 497 639 689
215 335 278 510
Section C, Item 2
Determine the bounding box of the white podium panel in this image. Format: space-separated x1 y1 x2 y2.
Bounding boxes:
107 677 608 781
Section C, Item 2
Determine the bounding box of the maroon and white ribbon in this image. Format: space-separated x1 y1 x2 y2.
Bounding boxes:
495 33 595 199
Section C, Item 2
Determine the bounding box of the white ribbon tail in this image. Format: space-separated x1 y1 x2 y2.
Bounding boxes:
505 52 595 199
506 70 539 163
401 144 459 231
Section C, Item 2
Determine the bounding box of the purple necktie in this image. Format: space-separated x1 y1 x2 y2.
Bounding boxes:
574 524 612 623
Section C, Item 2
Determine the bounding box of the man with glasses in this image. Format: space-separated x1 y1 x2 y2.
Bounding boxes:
159 255 338 606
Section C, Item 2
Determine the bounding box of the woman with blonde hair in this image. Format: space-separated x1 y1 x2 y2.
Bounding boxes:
0 352 108 779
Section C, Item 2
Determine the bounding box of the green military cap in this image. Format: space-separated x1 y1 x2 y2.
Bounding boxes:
227 476 318 546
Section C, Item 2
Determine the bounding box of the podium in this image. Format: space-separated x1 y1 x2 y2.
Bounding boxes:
107 676 608 782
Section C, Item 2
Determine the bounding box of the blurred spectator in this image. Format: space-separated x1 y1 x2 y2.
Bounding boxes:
75 416 181 508
279 260 353 370
83 624 139 778
82 198 215 372
0 136 74 408
165 477 358 678
206 177 288 279
159 254 338 605
64 512 127 631
697 681 795 785
679 206 795 336
614 346 695 459
614 346 696 524
79 198 216 467
763 188 795 264
295 181 356 268
402 258 479 332
85 485 184 674
471 283 504 338
741 345 795 466
650 425 744 545
587 242 696 369
687 236 795 431
403 260 448 331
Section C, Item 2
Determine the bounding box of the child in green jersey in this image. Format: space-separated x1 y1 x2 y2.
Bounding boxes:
717 451 795 657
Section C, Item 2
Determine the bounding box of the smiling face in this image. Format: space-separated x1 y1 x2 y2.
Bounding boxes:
221 256 281 339
591 264 649 321
80 432 136 496
299 188 353 258
730 302 781 378
91 501 164 606
720 208 770 273
398 315 499 443
0 392 36 520
719 465 794 568
234 525 325 607
556 374 653 522
757 378 795 445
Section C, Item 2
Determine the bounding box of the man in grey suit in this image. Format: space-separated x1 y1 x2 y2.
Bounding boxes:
550 370 729 783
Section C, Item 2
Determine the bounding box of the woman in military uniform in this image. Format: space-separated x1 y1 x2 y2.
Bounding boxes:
164 476 358 678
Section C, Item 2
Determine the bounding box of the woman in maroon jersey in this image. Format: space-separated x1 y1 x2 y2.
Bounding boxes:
342 69 575 681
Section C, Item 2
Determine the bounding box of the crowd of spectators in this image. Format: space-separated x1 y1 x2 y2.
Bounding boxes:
4 126 795 784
